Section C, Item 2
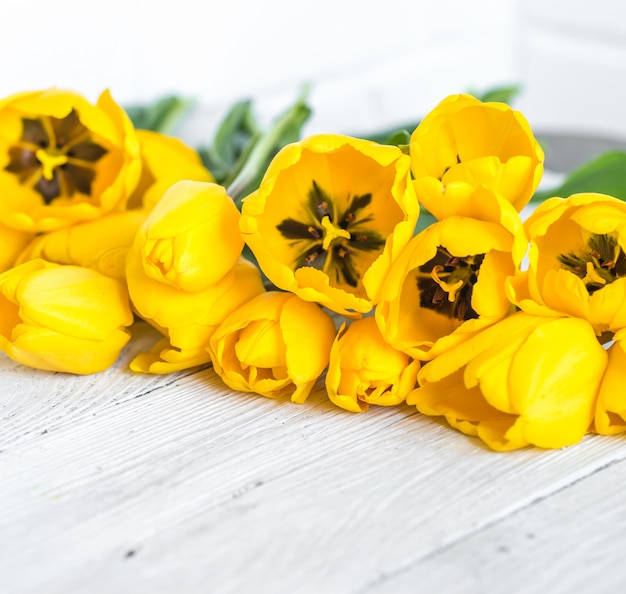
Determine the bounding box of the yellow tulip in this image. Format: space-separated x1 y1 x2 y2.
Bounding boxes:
240 134 419 317
509 193 626 335
127 129 214 211
128 255 265 373
209 291 336 403
0 88 141 233
325 316 419 412
0 259 133 373
0 222 34 273
126 179 263 373
594 329 626 435
376 198 524 361
16 210 146 281
132 180 244 292
126 182 265 374
410 94 544 220
410 312 608 450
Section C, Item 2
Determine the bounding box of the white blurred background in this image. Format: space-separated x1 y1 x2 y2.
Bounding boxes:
2 0 626 146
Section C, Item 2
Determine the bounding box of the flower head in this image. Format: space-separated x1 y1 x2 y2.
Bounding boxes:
410 312 608 450
508 192 626 334
240 134 418 316
410 94 544 219
127 129 214 211
0 259 133 373
132 180 244 292
376 192 524 360
209 291 336 403
126 180 264 372
0 88 141 232
325 316 419 412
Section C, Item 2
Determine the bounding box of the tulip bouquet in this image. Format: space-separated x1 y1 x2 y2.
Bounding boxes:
1 85 626 452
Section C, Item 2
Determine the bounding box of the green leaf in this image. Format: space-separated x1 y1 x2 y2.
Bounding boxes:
364 125 416 145
197 100 260 184
532 150 626 203
468 84 521 105
212 100 259 166
124 95 194 135
226 86 313 204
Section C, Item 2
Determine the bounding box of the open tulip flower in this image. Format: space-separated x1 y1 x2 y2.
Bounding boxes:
376 190 525 361
508 192 626 335
411 312 608 451
209 291 336 403
410 93 544 220
0 259 133 374
240 134 418 317
326 317 419 413
126 129 214 211
0 88 141 232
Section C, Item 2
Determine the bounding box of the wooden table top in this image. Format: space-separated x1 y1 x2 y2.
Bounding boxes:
2 319 625 594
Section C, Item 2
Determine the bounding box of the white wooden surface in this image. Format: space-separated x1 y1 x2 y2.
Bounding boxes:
2 319 626 594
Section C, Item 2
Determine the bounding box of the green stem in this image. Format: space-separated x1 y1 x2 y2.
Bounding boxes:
226 85 311 204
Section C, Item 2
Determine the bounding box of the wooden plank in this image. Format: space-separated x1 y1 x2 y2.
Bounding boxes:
1 322 625 593
366 457 626 594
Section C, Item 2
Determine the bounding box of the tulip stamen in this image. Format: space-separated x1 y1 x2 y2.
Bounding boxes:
316 200 332 219
417 247 485 321
35 148 68 180
321 216 351 250
277 180 384 288
303 247 325 266
307 225 321 239
430 265 465 303
336 246 350 259
559 233 626 294
582 262 606 287
4 111 107 204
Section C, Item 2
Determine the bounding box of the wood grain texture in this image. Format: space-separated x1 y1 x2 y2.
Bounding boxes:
2 322 625 594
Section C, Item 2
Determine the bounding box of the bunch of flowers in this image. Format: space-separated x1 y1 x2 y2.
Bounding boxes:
1 87 625 451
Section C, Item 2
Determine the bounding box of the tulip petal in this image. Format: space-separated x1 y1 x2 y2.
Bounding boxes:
508 317 607 448
281 293 336 389
595 340 626 435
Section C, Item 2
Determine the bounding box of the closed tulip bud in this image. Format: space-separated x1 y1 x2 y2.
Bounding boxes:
209 292 336 403
134 180 243 292
126 179 264 372
410 93 544 219
326 317 419 412
0 259 133 373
